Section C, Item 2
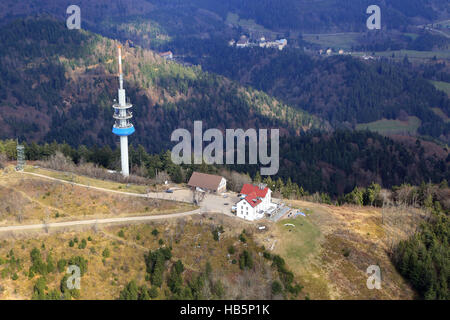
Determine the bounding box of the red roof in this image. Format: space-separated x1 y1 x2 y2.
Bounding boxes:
240 184 269 198
240 184 269 208
159 51 173 57
243 192 262 207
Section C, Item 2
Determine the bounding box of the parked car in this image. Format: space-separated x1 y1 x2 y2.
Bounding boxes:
224 203 229 206
165 189 173 193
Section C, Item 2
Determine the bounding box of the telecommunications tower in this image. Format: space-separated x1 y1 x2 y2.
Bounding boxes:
112 45 135 177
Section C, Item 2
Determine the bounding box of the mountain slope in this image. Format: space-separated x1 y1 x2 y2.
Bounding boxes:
171 42 450 142
1 18 448 197
0 18 327 152
1 0 448 35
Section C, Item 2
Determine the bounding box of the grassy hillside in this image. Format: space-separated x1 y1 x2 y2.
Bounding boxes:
356 117 422 136
431 80 450 97
0 166 422 300
0 167 195 226
265 199 423 299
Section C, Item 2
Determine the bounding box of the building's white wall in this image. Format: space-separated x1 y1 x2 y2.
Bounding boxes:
236 199 257 221
236 188 273 221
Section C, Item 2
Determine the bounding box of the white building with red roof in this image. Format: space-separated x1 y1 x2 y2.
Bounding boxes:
236 184 273 221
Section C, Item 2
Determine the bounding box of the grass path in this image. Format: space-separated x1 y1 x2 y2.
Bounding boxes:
0 208 201 233
20 171 190 202
0 170 201 233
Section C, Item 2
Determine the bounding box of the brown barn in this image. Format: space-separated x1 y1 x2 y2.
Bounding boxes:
187 172 226 193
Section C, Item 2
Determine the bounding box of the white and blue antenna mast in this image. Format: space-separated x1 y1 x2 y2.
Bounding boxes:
112 45 135 177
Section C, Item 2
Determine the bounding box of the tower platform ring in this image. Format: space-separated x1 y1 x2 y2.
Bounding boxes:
112 103 133 110
112 125 135 136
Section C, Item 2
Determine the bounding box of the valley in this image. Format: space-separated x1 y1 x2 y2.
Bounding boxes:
0 0 448 303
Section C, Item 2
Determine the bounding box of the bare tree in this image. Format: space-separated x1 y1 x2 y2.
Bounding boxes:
42 208 50 233
193 188 206 205
93 220 99 233
16 208 24 223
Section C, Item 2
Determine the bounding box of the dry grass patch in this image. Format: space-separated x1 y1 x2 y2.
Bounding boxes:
0 170 196 225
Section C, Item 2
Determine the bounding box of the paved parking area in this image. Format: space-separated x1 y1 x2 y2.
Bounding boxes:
153 187 289 222
160 188 239 217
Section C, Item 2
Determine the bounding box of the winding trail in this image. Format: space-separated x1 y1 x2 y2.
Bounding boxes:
0 209 201 233
17 171 191 201
0 171 202 233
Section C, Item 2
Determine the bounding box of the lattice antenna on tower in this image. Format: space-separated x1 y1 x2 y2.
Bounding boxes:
16 142 25 171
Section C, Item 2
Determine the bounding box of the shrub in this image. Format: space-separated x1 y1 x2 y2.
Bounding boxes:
67 256 88 276
174 260 184 274
149 286 159 299
30 248 47 275
57 259 67 273
102 248 110 258
46 253 55 273
287 283 303 296
145 247 172 288
342 248 351 257
271 280 283 295
239 250 253 270
78 239 87 249
119 280 139 300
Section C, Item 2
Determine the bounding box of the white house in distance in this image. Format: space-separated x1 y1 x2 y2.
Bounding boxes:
159 51 174 60
236 35 249 48
236 184 273 221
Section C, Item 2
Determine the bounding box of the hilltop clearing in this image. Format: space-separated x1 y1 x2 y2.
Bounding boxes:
0 166 424 300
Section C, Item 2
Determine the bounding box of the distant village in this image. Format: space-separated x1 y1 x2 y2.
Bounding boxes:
317 48 377 61
155 34 380 65
229 35 288 50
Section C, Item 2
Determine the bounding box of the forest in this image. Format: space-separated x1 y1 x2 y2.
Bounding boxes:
1 124 448 197
132 0 446 33
0 18 326 153
164 38 450 142
392 210 449 300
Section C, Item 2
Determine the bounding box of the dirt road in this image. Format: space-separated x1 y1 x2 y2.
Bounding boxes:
0 171 232 233
0 208 201 232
